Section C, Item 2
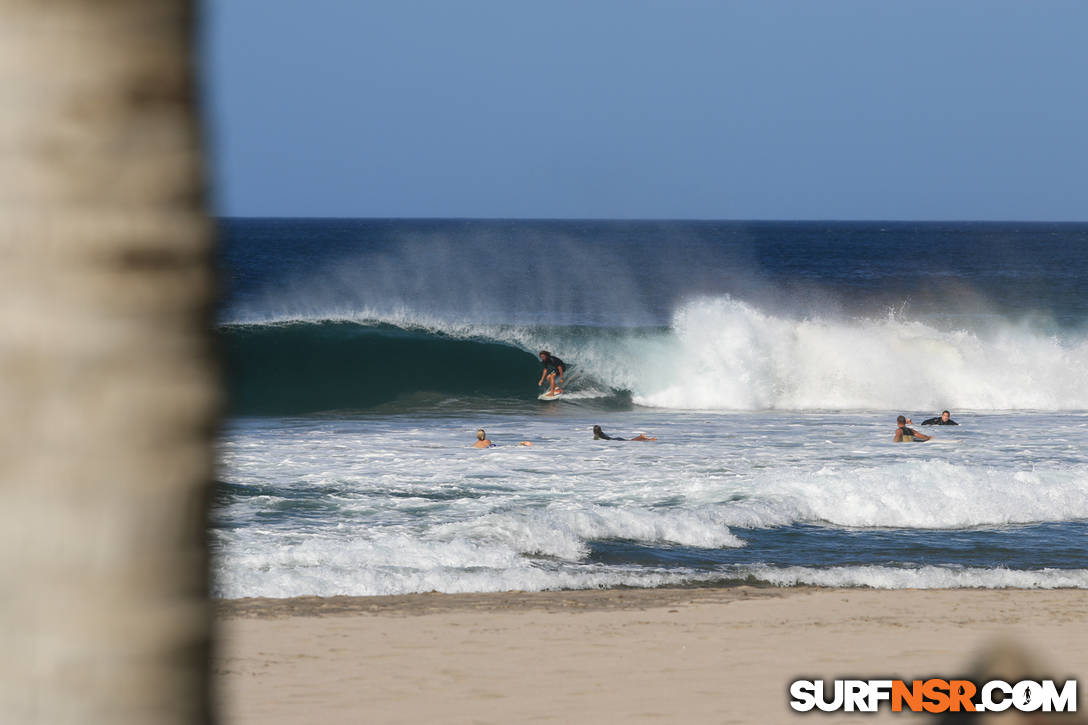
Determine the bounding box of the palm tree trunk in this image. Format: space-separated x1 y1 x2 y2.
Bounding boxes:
0 1 217 723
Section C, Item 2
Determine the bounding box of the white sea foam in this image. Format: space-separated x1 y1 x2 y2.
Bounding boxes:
733 460 1088 529
431 506 745 560
540 296 1088 411
742 565 1088 589
213 503 745 598
214 410 1088 598
215 555 713 599
213 535 1088 597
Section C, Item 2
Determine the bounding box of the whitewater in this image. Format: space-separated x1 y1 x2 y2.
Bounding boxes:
213 219 1088 597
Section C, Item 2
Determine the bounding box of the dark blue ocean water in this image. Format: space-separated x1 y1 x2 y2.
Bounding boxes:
220 218 1088 326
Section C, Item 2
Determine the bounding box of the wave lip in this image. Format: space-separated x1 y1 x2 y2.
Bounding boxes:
431 506 746 561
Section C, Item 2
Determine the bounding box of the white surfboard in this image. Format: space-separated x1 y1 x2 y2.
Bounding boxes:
538 389 563 400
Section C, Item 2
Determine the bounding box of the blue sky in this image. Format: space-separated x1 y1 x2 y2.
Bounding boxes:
203 1 1088 220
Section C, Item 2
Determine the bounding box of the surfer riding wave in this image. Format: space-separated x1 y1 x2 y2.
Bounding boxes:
537 350 566 397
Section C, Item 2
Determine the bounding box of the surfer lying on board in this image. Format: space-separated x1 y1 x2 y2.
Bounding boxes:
537 351 566 397
473 429 531 448
921 410 958 425
592 425 657 441
894 416 931 443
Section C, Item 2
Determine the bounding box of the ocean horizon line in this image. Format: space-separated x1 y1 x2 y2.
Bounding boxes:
213 215 1088 225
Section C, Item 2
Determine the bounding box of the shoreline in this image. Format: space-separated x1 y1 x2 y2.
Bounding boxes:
214 584 792 618
214 582 1088 618
215 586 1088 724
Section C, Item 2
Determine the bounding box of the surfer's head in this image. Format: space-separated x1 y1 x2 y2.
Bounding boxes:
896 415 906 426
539 350 550 360
941 410 951 421
476 429 486 441
592 425 603 439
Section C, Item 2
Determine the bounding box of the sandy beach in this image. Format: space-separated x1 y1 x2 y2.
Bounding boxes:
215 587 1086 724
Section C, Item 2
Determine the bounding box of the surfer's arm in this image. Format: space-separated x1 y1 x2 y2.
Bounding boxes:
914 431 931 441
557 364 565 381
893 429 904 442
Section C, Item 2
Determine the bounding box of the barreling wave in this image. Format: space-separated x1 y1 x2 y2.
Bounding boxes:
221 321 554 415
221 296 1088 415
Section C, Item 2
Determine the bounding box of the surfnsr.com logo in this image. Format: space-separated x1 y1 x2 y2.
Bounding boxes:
789 678 1077 713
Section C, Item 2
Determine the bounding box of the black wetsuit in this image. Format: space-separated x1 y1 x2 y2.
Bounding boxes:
594 429 624 441
541 355 566 374
920 416 958 425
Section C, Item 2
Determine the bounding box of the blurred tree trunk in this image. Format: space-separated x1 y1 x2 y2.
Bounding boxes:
0 1 217 723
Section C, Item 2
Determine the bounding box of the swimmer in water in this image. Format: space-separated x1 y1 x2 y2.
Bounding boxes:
473 429 532 448
894 415 931 442
593 425 656 441
593 425 623 440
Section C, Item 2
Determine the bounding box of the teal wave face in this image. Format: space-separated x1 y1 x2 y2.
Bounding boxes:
221 322 547 415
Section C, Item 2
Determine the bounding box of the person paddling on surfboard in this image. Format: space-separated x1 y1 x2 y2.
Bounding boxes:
894 415 931 442
920 410 958 426
537 350 565 397
593 425 657 441
473 429 531 448
593 425 623 440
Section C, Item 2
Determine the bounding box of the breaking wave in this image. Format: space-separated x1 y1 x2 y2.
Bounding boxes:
222 296 1088 414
